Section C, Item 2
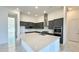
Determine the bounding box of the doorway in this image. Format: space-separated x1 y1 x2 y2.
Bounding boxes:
67 9 79 52
8 17 16 52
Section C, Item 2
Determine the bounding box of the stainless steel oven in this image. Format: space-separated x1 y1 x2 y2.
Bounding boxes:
53 27 63 44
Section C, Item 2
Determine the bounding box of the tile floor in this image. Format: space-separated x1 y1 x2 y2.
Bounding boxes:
0 43 65 52
0 41 79 52
0 43 8 52
0 42 25 52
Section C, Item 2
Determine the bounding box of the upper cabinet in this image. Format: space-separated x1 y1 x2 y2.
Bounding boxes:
48 18 63 29
20 18 63 29
20 21 33 28
20 21 44 29
34 22 44 29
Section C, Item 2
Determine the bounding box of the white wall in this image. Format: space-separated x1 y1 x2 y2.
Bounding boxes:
37 8 64 22
37 16 44 22
21 14 38 23
0 7 8 44
48 9 64 21
17 11 21 40
20 8 64 23
63 7 68 45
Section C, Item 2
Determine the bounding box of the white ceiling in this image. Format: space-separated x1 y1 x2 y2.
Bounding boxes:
7 6 63 17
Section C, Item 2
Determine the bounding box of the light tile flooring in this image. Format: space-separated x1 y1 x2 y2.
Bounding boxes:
0 43 25 52
0 43 8 52
60 44 70 52
0 41 79 52
0 43 65 52
15 40 26 52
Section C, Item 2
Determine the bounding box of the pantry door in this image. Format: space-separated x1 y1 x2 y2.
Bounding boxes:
69 13 79 42
67 10 79 51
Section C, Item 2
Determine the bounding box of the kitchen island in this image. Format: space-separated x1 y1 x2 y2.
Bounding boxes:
20 33 60 52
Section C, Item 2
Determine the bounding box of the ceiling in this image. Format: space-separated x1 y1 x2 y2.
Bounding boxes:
7 6 63 17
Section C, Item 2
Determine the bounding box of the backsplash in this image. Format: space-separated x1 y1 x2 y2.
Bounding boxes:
20 26 54 34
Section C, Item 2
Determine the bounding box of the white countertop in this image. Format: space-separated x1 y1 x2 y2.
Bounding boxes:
20 26 54 33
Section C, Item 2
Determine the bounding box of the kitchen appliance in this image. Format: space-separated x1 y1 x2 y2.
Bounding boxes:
53 27 63 44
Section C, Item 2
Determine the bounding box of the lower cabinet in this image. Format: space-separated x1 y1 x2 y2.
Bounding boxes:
21 38 60 52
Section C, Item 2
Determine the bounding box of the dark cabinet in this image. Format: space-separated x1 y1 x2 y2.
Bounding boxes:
20 21 44 29
48 18 63 44
20 21 33 28
48 18 63 29
48 20 54 29
53 18 63 28
35 22 44 29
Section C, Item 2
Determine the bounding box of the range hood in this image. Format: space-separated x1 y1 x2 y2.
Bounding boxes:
44 13 48 29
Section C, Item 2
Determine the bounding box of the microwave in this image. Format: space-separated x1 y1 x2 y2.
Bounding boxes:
54 27 62 34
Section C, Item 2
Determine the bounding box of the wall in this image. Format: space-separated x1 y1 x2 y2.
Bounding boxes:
20 8 64 23
63 7 68 45
0 7 8 44
37 8 64 22
21 14 38 23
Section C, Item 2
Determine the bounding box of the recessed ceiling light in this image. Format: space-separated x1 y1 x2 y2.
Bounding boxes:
35 6 38 9
27 11 31 15
44 10 47 13
35 14 38 16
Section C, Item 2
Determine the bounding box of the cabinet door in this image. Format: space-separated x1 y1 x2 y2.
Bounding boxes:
53 18 63 27
48 20 54 29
